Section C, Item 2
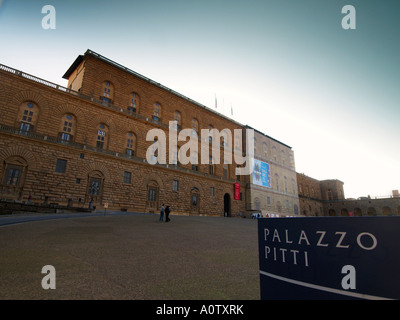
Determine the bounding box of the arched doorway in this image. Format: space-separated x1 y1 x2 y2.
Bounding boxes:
224 193 231 217
341 208 349 216
328 209 336 216
367 207 377 216
86 170 105 207
190 187 200 215
382 206 392 216
146 180 159 213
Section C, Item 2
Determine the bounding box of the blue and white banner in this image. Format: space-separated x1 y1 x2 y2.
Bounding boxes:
252 159 271 188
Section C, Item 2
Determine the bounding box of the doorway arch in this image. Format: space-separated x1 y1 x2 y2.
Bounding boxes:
224 193 231 217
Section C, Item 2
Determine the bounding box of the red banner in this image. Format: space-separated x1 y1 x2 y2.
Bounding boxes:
234 183 240 200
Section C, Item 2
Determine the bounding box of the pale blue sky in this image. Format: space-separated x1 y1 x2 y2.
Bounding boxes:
0 0 399 198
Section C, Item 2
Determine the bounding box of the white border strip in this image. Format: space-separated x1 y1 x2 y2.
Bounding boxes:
260 270 394 300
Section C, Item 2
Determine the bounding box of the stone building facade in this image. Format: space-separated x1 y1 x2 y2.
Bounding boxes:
297 173 400 216
0 49 297 216
244 127 300 217
297 173 325 216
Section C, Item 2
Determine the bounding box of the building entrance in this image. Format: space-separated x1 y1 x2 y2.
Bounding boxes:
224 193 231 217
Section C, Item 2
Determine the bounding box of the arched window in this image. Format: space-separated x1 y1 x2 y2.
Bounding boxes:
146 180 159 213
128 92 139 113
281 150 286 165
292 179 296 195
263 142 267 160
86 170 105 205
223 164 229 179
173 111 181 131
190 187 200 214
191 151 198 171
153 102 161 122
58 114 76 142
284 176 287 193
171 144 178 166
126 132 136 156
1 156 28 200
192 118 198 136
209 156 214 175
100 81 114 104
96 123 108 150
18 102 38 132
275 173 279 191
208 125 213 144
272 146 277 161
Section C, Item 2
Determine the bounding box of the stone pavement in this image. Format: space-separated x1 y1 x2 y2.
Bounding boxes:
0 212 260 300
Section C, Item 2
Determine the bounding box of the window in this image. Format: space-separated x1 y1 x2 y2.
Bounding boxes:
59 114 76 142
192 194 198 206
3 165 22 186
191 151 198 171
88 178 101 196
208 125 213 144
2 157 27 192
210 187 215 197
267 196 271 205
55 159 67 173
209 156 214 175
101 81 113 103
126 132 136 156
284 176 288 193
18 102 38 132
192 118 198 136
223 165 228 179
123 171 131 184
128 92 139 113
171 145 178 166
173 111 181 131
281 150 286 165
153 102 161 122
96 124 108 150
148 188 157 201
150 137 158 163
173 180 179 191
272 147 277 161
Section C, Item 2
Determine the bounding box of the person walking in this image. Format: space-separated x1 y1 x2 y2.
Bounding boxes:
165 205 171 222
159 204 165 222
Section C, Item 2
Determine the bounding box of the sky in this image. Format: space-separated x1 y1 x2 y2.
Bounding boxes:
0 0 399 199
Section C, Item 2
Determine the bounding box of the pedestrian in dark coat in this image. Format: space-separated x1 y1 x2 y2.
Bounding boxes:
165 205 171 222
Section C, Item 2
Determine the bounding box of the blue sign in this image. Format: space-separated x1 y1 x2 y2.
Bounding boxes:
258 217 400 300
252 159 271 188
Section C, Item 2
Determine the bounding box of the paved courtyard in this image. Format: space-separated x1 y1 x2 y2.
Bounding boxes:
0 213 260 300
